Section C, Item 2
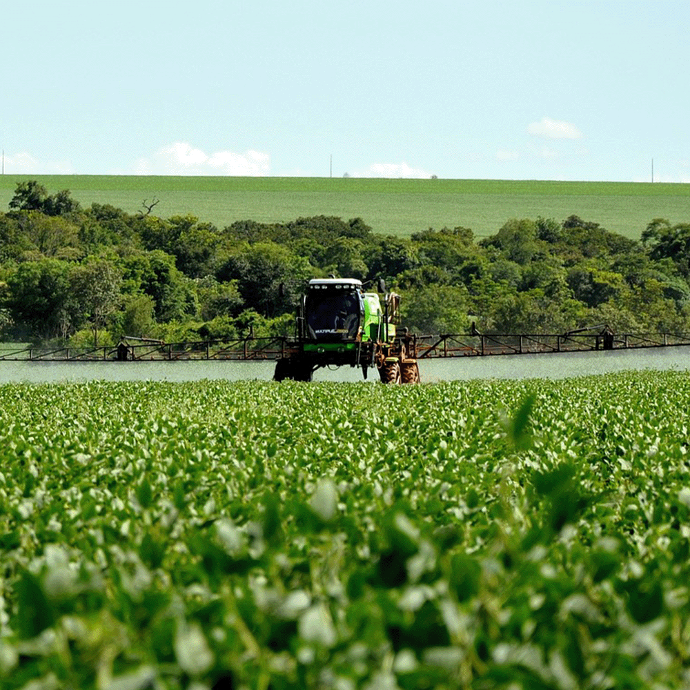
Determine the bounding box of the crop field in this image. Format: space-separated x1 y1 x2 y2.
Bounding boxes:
2 372 690 689
1 175 689 239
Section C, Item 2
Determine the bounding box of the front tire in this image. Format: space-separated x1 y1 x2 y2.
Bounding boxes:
379 361 401 384
401 361 420 384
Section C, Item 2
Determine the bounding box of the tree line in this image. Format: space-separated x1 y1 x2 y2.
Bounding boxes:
1 179 690 346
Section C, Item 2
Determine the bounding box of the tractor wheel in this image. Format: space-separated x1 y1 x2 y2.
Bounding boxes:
274 358 293 381
293 364 314 382
401 361 420 384
379 361 401 384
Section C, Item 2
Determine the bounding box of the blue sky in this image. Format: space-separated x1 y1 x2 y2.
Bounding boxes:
2 0 688 181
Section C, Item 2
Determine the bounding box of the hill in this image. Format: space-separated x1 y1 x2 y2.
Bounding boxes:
1 175 688 238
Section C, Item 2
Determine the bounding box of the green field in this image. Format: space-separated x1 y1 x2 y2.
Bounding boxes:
1 175 689 239
2 373 690 689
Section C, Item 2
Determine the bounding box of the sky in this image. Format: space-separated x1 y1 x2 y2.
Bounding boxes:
2 0 689 182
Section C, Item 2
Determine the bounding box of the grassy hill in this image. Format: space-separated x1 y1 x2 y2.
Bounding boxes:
1 175 688 239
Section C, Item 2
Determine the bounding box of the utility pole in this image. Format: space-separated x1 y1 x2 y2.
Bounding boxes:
651 158 654 183
330 154 332 178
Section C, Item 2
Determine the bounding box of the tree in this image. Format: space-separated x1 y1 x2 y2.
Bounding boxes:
173 219 222 278
0 214 33 262
396 265 451 290
8 181 80 216
345 217 373 240
217 242 314 317
479 219 541 265
18 212 80 257
519 259 568 297
364 236 419 281
43 189 81 216
119 294 156 338
4 259 75 339
322 237 368 280
535 216 562 244
488 289 588 333
133 250 196 323
642 219 690 277
137 215 180 254
286 215 372 242
87 203 140 246
196 277 244 321
118 249 196 322
70 259 122 346
400 285 470 334
566 266 627 308
560 215 636 259
488 258 522 289
411 227 485 284
8 181 49 212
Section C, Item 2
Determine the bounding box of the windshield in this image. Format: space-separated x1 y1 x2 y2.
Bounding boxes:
306 291 361 340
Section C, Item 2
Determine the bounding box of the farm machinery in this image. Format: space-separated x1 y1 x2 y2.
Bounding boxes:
273 278 420 383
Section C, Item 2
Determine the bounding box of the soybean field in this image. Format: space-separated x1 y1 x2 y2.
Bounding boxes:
1 372 690 688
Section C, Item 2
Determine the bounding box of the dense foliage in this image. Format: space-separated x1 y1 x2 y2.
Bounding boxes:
1 373 690 688
2 180 690 345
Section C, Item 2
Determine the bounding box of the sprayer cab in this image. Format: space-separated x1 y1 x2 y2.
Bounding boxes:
304 279 364 342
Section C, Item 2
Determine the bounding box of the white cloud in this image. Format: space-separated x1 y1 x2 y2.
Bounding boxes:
528 117 582 140
135 142 271 176
2 151 74 174
350 162 433 179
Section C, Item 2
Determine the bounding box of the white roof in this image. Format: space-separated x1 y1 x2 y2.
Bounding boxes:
308 278 362 289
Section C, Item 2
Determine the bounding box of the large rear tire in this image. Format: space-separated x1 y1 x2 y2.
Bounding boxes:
401 361 420 384
293 363 314 382
379 361 401 384
274 358 313 382
274 358 292 381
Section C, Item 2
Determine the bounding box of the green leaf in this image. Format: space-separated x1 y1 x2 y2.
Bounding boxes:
140 531 166 570
15 570 54 638
589 549 620 583
449 553 481 602
262 491 283 546
0 530 20 551
508 393 536 450
533 463 576 497
563 630 586 679
136 479 153 509
621 575 664 624
173 481 186 511
22 472 35 498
